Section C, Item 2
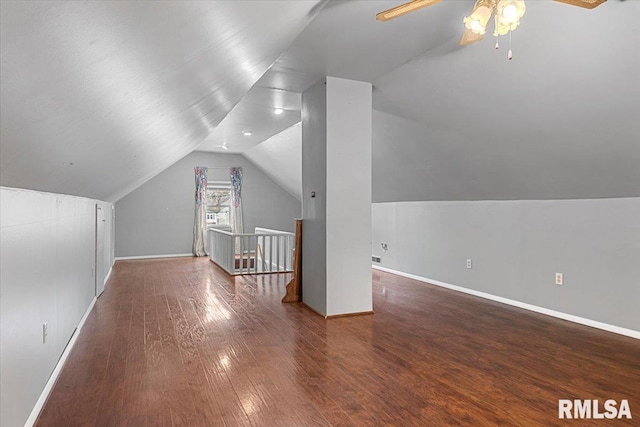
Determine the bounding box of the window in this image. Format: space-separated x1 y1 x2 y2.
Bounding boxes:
205 182 231 229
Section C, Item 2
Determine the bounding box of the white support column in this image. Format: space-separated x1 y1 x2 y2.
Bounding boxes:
302 76 373 317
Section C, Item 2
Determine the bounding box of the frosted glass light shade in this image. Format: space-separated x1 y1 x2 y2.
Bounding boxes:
464 2 494 35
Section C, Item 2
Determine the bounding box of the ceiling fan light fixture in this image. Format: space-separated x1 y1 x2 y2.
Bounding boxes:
378 0 599 58
498 0 525 24
496 0 526 29
493 19 511 36
464 0 496 35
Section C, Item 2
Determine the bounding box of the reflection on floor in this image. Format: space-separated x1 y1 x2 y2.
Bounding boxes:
36 257 640 426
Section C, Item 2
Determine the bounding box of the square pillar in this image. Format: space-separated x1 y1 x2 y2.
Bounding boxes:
301 76 372 317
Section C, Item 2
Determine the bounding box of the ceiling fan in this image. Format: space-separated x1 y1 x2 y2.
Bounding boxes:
376 0 606 49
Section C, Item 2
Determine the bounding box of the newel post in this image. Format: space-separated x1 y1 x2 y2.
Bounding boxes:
282 219 302 303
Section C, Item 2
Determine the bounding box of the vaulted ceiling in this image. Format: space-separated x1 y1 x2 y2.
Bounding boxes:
0 0 321 201
2 1 639 202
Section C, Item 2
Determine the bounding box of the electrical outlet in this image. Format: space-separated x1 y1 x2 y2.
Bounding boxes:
43 322 48 344
466 259 472 269
372 256 381 263
555 273 563 286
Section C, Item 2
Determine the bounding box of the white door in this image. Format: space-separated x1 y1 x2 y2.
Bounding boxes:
95 204 105 296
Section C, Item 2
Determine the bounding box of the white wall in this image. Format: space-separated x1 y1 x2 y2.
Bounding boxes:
325 77 372 316
0 187 114 427
301 79 328 314
372 198 640 332
301 77 372 316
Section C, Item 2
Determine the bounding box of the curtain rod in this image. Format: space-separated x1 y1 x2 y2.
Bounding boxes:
203 166 241 170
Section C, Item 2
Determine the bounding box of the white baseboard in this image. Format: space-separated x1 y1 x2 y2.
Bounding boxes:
372 265 640 340
115 253 194 261
103 265 113 288
24 296 98 427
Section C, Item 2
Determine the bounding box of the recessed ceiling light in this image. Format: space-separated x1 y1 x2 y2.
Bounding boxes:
242 130 252 136
274 108 284 115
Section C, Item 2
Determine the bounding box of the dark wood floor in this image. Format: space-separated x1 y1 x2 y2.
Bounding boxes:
36 257 639 426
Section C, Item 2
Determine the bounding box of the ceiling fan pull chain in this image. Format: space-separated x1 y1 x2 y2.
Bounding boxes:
508 30 513 60
494 15 500 49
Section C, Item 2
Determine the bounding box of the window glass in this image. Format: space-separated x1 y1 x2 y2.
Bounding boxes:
205 182 231 227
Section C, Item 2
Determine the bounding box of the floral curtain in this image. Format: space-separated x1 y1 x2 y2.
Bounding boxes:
192 166 208 256
230 167 243 235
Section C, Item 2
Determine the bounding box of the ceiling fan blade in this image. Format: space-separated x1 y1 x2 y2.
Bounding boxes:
459 28 485 46
553 0 606 9
376 0 442 22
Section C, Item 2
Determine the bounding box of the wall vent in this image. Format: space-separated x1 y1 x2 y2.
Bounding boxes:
372 256 381 263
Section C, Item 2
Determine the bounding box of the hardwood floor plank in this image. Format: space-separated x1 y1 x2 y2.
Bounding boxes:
35 258 640 426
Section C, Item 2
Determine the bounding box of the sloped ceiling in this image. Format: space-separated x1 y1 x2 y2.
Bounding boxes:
0 0 321 202
230 0 639 200
2 0 638 203
243 122 302 201
197 86 302 153
199 0 471 154
372 0 640 200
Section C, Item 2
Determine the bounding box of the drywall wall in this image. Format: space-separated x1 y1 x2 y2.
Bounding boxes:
0 186 114 427
115 151 300 258
325 77 372 316
301 79 327 315
372 109 640 202
372 198 640 332
301 77 373 316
